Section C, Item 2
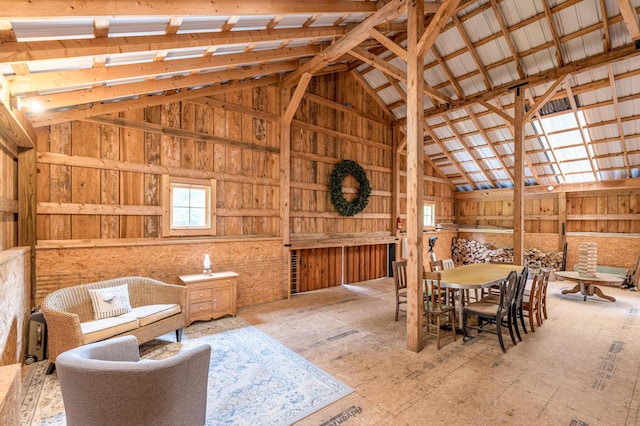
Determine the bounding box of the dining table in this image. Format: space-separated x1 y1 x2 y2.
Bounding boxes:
555 270 623 302
424 263 524 331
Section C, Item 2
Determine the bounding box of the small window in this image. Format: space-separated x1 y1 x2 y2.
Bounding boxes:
423 202 435 229
162 175 216 237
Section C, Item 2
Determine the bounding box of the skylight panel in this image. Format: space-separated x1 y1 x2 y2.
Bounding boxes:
547 130 583 148
539 112 578 132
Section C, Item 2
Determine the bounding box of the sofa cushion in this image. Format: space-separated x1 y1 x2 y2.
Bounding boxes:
81 317 139 345
119 304 181 327
88 284 133 320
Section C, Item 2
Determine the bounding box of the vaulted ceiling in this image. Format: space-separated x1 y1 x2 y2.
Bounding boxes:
1 0 639 191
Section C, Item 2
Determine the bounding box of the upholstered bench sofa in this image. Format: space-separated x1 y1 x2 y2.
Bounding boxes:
42 276 187 368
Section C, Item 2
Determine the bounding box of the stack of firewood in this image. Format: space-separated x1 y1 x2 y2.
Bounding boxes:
452 239 563 270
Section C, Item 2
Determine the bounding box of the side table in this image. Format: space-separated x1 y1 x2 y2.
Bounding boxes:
178 271 239 325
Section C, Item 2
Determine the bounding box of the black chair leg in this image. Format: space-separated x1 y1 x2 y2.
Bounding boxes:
507 313 517 345
512 308 522 341
496 320 506 353
176 327 183 342
519 307 528 334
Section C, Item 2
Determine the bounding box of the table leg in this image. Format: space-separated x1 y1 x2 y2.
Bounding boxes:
592 286 616 302
561 284 581 296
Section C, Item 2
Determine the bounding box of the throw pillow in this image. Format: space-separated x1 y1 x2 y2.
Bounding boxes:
88 284 133 320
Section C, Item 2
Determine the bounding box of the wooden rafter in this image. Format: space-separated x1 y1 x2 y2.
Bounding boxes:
541 0 565 67
452 14 492 90
8 45 322 96
0 26 346 63
465 107 517 183
565 85 600 182
367 28 408 62
617 0 640 40
607 64 632 176
431 46 464 99
6 0 379 17
488 0 525 79
600 0 611 51
349 70 396 120
423 43 639 118
423 123 477 190
529 116 567 184
21 62 296 112
523 75 568 123
282 0 408 87
442 114 496 187
29 75 281 127
478 100 514 125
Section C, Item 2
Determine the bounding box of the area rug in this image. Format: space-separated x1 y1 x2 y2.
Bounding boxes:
21 317 353 425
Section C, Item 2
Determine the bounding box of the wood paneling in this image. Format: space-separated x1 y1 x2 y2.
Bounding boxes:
295 243 387 292
36 87 282 241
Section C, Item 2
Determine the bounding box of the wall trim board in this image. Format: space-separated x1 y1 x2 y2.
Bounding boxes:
36 236 282 250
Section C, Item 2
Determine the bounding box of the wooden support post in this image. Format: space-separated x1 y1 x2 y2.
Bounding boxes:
281 88 292 299
513 87 525 266
18 147 36 306
392 125 401 260
558 190 567 252
406 0 425 353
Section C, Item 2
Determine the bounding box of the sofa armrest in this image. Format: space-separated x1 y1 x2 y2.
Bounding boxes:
130 279 187 311
41 307 83 363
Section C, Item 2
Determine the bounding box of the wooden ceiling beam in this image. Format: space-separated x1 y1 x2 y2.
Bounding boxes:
442 113 497 187
282 0 407 87
523 75 568 123
422 43 640 119
541 0 565 67
607 64 632 176
600 0 612 51
28 75 281 128
423 122 476 190
488 0 525 79
8 45 322 95
617 0 640 40
0 26 345 63
565 84 599 182
349 70 395 120
21 62 296 112
0 74 35 147
451 14 492 90
5 0 379 17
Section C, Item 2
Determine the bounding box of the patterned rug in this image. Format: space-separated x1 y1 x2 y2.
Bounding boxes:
21 317 353 425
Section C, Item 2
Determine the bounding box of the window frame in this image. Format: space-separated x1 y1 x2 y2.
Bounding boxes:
161 175 216 237
423 201 436 229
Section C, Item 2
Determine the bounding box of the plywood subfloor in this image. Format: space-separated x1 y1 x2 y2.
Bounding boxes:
239 278 640 425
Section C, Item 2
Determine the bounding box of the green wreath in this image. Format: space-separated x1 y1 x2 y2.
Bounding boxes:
329 160 371 217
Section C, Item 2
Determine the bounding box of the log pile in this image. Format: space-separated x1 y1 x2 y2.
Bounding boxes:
452 239 564 270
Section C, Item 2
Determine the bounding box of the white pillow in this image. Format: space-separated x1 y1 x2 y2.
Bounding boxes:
88 284 133 320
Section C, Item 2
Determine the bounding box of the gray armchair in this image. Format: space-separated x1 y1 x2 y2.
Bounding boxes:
55 335 211 426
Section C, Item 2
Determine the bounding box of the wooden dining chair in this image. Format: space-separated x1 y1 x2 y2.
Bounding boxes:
423 271 456 350
463 270 518 353
538 269 551 323
441 259 455 270
522 269 549 332
475 266 528 342
429 260 443 271
392 260 408 321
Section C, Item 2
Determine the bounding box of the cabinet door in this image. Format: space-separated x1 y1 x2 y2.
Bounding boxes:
213 284 233 312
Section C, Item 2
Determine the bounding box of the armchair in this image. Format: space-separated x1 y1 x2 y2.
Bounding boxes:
55 335 211 426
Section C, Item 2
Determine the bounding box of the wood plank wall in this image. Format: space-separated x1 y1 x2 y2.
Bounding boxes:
0 142 17 251
455 187 640 271
36 88 281 240
289 73 393 236
398 152 455 225
294 244 388 293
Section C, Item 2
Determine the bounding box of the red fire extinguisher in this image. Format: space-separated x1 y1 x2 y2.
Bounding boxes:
397 217 402 230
